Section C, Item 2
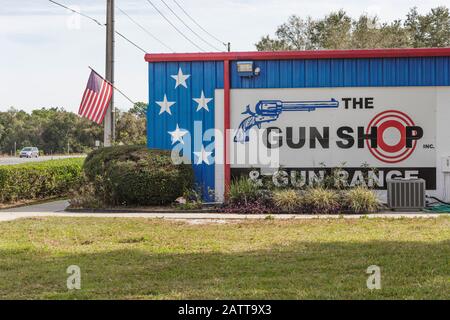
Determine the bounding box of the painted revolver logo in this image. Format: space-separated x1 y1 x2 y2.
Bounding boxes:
234 99 340 143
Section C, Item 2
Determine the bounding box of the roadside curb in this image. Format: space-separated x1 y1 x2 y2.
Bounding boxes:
64 208 371 215
65 208 221 214
62 208 449 219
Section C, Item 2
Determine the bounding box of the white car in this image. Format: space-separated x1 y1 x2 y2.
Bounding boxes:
19 147 39 158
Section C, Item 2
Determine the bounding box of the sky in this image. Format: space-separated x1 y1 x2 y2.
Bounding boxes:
0 0 448 113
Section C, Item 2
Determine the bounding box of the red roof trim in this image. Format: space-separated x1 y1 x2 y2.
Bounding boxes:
145 48 450 62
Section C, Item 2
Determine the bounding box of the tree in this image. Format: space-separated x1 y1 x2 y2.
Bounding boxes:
378 20 411 48
405 6 450 47
0 108 102 155
0 106 150 154
256 16 317 51
313 10 353 49
0 108 34 154
115 110 146 146
255 35 292 51
256 6 450 51
350 14 381 49
128 102 148 118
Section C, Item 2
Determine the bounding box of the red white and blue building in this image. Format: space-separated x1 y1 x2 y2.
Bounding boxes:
145 48 450 202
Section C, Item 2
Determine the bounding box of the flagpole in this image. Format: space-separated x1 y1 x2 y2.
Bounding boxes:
89 67 136 105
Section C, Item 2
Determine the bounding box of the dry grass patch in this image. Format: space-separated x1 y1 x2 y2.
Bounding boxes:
0 217 448 299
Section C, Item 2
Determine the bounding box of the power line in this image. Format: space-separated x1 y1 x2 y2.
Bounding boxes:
145 0 206 52
48 0 147 53
115 31 147 53
160 0 223 51
48 0 103 26
89 66 137 105
116 6 175 52
172 0 227 47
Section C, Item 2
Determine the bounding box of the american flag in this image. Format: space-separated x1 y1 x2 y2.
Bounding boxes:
78 70 113 124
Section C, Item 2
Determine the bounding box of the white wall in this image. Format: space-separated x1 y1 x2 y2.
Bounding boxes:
214 86 450 203
435 87 450 201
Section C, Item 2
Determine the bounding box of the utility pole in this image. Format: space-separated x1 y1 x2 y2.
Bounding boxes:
104 0 115 146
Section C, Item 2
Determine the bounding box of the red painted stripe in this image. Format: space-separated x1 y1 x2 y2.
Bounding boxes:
91 86 105 123
223 60 231 194
96 84 112 123
97 85 113 124
96 84 112 124
78 89 89 115
84 90 99 118
93 82 110 123
89 82 108 122
81 90 95 117
145 48 450 62
80 90 91 116
86 92 101 120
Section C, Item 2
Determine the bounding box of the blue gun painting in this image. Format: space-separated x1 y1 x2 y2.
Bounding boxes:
234 99 340 143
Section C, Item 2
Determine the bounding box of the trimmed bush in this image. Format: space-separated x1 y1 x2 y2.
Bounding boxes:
68 177 102 209
83 145 194 206
304 187 341 214
273 189 303 212
345 186 380 213
0 158 84 203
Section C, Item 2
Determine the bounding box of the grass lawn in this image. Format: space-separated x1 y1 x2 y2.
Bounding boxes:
0 217 448 300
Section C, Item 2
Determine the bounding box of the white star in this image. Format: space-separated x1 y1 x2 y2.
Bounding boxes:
168 124 188 145
156 94 175 115
193 146 213 165
193 91 213 112
171 68 190 89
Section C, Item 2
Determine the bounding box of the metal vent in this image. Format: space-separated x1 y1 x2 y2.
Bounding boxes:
387 178 426 211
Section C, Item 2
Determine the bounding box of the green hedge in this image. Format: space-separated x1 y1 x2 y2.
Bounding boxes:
0 158 84 203
83 145 194 206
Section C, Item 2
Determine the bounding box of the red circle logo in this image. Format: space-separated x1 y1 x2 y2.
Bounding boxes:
366 110 417 164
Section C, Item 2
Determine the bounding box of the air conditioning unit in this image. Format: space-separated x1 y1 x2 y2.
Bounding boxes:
387 178 426 211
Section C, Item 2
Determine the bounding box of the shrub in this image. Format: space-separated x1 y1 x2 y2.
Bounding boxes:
304 187 341 214
227 177 261 206
82 145 194 206
84 145 146 179
175 188 203 210
225 177 274 214
0 158 84 203
345 186 380 213
68 175 104 209
272 189 303 212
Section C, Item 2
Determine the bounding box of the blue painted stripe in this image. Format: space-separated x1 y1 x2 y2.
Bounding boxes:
230 57 450 88
147 61 224 201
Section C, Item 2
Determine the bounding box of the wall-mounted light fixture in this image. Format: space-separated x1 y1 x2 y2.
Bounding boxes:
237 61 261 77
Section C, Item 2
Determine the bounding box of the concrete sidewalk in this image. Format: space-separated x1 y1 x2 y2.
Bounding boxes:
0 200 447 222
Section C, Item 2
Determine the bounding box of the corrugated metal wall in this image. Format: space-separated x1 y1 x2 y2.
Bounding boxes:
148 55 450 200
148 61 224 200
231 57 450 88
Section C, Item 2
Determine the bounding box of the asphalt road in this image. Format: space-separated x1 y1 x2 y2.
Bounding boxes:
0 155 85 166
